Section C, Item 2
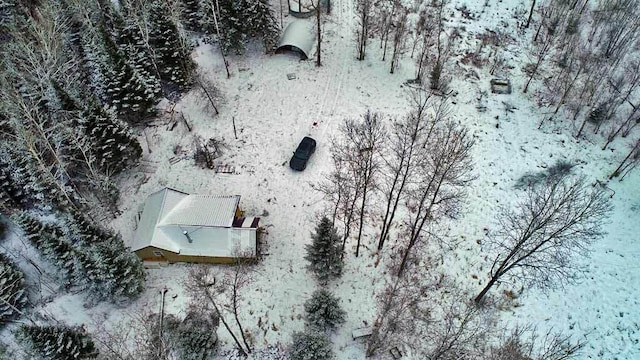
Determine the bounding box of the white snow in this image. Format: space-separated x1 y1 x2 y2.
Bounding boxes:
3 0 640 359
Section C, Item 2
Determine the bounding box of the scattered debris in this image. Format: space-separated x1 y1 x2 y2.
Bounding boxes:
490 78 512 94
352 327 373 340
287 73 297 80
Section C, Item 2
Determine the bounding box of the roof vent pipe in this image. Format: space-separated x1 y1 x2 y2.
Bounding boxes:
183 230 193 243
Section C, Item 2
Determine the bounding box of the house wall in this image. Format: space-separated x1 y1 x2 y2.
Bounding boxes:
135 246 253 264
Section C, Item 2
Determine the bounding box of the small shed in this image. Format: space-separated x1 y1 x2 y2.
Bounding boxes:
288 0 316 18
276 20 316 60
131 187 260 264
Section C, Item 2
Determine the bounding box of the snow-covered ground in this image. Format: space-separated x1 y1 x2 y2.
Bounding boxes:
3 0 639 358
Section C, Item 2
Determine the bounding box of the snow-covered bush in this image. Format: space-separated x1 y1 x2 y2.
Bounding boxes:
17 324 98 360
289 331 333 360
0 253 28 326
304 289 346 331
305 217 343 282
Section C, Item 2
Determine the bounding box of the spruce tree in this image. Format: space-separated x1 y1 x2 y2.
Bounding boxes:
118 18 162 98
245 0 279 52
81 100 142 174
148 0 195 90
217 0 247 54
17 324 98 360
0 253 28 325
289 331 333 360
0 152 27 213
65 211 145 301
304 289 346 331
100 29 156 124
304 217 343 282
91 234 145 301
12 212 83 285
180 0 201 31
171 310 219 360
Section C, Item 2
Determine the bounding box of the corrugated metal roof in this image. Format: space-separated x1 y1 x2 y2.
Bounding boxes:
131 188 188 252
159 194 239 227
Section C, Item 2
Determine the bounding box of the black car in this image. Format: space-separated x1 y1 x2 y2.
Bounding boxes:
289 136 317 171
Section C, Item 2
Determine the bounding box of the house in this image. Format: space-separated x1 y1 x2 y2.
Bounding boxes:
131 187 260 264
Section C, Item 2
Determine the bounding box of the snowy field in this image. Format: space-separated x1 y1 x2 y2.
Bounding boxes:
4 0 639 358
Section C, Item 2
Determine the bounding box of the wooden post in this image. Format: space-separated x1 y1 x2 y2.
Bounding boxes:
143 128 152 153
232 116 238 139
180 113 192 132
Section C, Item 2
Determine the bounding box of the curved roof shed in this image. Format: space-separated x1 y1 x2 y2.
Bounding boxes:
276 20 316 60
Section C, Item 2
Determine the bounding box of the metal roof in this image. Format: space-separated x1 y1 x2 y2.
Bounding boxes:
160 194 239 227
131 188 243 253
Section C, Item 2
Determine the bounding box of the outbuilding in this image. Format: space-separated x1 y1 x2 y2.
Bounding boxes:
131 187 260 264
275 20 316 60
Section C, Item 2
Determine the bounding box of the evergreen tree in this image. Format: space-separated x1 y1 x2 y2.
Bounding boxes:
0 253 28 325
91 234 145 301
304 217 343 282
65 211 145 301
180 0 201 31
17 324 98 360
12 212 83 285
100 29 156 124
118 18 162 98
217 0 247 54
245 0 279 52
304 289 346 331
289 331 333 360
81 100 142 174
0 152 27 213
171 309 219 360
148 0 195 90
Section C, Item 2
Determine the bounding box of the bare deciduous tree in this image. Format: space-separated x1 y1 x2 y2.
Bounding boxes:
389 10 408 74
422 299 493 360
489 324 585 360
397 120 474 277
185 265 248 356
609 137 640 180
378 90 437 251
356 0 372 60
475 174 611 304
334 111 386 257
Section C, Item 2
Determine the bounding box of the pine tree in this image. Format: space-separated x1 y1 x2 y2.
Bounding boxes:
304 217 343 282
17 324 98 360
245 0 279 52
217 0 247 54
0 253 28 325
304 289 346 331
289 331 333 360
148 0 195 90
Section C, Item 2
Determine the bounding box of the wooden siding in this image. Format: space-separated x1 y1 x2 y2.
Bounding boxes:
135 244 255 265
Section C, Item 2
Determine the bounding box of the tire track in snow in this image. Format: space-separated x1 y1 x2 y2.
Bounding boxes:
316 0 354 143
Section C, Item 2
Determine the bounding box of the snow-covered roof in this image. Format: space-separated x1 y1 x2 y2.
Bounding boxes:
276 20 316 60
131 188 255 257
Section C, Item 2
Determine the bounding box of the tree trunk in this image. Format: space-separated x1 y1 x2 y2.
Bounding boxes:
232 272 251 353
525 0 536 28
474 273 500 304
